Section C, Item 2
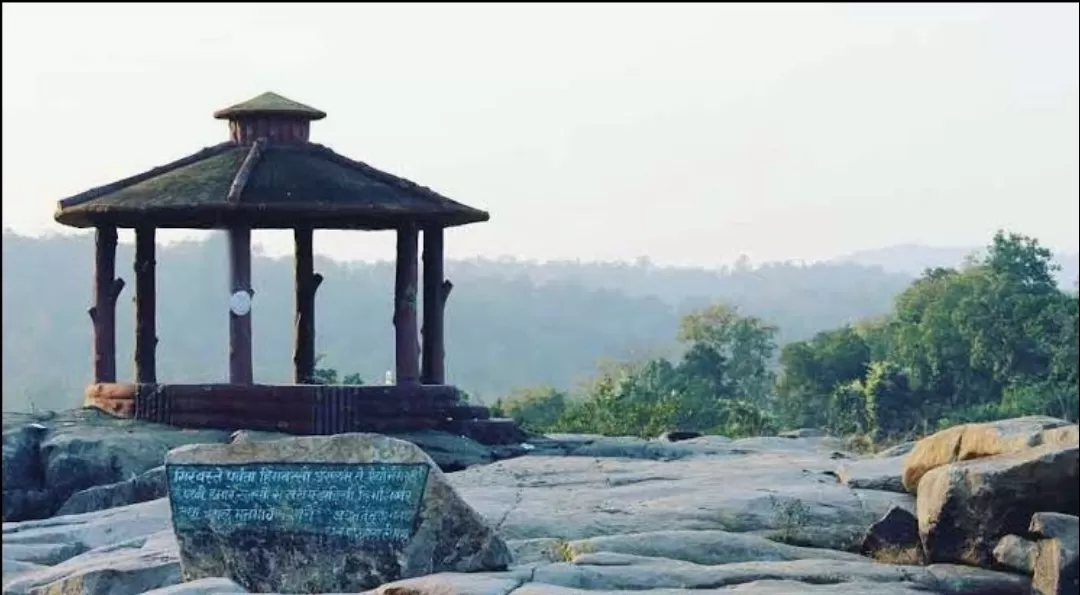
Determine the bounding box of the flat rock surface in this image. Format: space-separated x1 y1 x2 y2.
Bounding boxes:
1 423 1038 595
448 435 912 552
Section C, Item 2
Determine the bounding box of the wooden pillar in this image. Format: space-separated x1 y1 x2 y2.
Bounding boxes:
394 223 420 385
421 226 446 385
133 227 157 384
90 226 124 383
293 228 322 383
229 226 253 384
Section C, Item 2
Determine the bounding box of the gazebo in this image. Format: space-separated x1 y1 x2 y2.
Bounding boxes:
54 92 512 440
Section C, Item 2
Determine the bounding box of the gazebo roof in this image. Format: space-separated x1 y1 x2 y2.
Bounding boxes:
54 93 490 231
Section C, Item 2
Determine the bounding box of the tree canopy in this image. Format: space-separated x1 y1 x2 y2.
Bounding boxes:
496 231 1078 441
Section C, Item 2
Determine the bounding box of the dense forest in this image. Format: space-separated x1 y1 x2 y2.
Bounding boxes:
493 232 1079 443
1 230 1076 426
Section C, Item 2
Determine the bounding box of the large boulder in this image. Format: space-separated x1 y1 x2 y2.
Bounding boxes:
165 433 512 592
39 411 231 508
2 499 175 593
2 409 232 522
1030 512 1080 544
902 417 1077 493
993 534 1037 574
2 530 180 595
916 442 1079 566
861 506 925 565
2 423 48 489
2 418 51 521
1 498 172 574
1 489 54 526
56 465 168 516
1030 512 1079 595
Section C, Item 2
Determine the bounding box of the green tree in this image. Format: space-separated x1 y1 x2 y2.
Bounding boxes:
775 326 870 429
825 380 870 436
311 354 364 385
983 230 1059 291
999 379 1077 422
552 360 681 437
852 317 894 362
822 230 1077 432
548 304 783 438
678 303 778 403
890 264 1010 417
675 343 733 402
497 386 569 432
717 399 778 438
862 360 918 439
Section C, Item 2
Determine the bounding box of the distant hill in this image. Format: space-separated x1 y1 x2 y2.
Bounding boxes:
834 244 1079 288
1 231 926 412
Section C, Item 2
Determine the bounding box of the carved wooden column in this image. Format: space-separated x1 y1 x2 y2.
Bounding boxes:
293 227 323 383
229 226 253 384
133 226 157 383
394 223 420 385
90 226 124 383
421 226 447 385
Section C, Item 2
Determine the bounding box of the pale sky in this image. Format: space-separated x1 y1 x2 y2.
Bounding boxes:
2 3 1078 267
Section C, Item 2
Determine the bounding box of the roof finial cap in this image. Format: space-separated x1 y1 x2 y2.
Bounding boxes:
213 92 327 121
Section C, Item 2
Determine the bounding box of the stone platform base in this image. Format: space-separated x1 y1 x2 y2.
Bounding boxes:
84 383 525 445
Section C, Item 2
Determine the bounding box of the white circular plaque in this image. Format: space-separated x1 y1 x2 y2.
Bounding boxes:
230 290 252 316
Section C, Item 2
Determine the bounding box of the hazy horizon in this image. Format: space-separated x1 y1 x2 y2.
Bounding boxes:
3 3 1078 267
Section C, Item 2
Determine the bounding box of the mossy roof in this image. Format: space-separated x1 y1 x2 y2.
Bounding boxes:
54 141 490 230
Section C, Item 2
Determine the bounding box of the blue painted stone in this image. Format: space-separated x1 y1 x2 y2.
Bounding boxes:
166 462 428 545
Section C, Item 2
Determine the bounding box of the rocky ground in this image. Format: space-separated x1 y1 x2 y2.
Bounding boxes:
2 409 1077 594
